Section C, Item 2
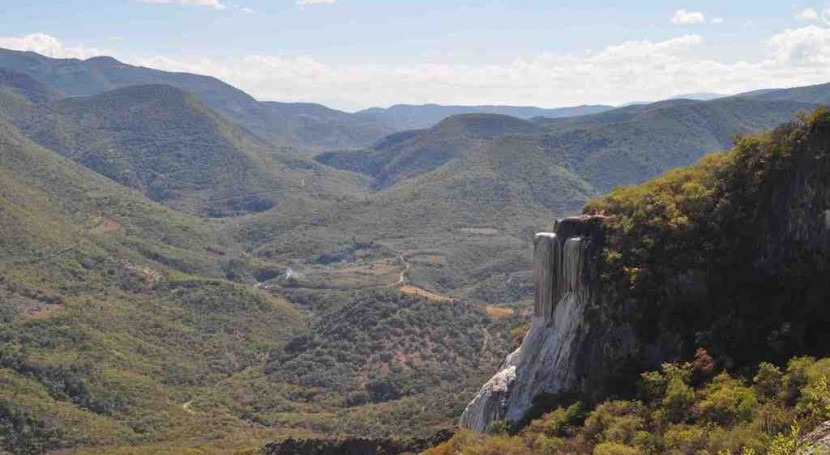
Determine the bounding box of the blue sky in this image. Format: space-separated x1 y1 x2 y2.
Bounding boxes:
1 1 829 110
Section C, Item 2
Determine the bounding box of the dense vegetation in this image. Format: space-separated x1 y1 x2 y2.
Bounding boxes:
585 108 830 368
427 351 830 454
0 114 515 452
427 109 830 454
268 290 513 407
0 78 366 217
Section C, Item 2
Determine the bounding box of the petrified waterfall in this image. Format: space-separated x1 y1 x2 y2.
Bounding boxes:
460 219 596 432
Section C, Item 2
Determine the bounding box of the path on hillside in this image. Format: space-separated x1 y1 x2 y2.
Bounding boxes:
389 253 410 288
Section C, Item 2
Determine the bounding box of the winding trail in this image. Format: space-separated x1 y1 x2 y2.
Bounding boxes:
390 253 410 288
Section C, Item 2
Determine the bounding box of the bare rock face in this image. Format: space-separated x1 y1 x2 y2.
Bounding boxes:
459 217 616 432
800 421 830 454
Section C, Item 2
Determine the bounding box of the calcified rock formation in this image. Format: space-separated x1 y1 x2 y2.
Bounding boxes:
460 217 606 432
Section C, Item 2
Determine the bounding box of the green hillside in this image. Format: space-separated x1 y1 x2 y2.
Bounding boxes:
0 49 614 153
536 96 817 191
2 47 830 454
0 48 396 152
317 113 542 189
0 115 317 452
25 84 290 216
355 103 613 131
0 80 366 217
244 123 595 302
745 81 830 104
324 96 817 197
302 96 815 301
426 108 830 455
0 110 515 453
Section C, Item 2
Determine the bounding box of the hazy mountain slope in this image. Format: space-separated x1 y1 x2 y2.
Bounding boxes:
261 101 397 150
3 83 365 216
669 91 725 101
317 114 543 189
0 48 395 151
0 49 620 153
319 96 813 195
22 84 289 216
0 69 60 129
356 103 613 130
534 97 818 191
742 81 830 104
0 68 60 105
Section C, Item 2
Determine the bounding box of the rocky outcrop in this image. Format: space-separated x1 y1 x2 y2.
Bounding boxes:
801 421 830 454
461 113 830 434
459 216 632 432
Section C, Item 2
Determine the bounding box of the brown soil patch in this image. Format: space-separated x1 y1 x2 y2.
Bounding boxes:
89 218 123 235
485 305 515 319
23 299 65 319
400 285 452 302
408 255 447 266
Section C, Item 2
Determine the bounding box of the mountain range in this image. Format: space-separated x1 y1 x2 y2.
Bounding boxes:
1 47 830 453
0 48 609 153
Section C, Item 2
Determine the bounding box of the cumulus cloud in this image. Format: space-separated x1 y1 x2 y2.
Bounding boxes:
767 25 830 66
671 9 706 25
0 33 108 59
297 0 336 5
710 17 724 24
122 27 830 110
139 0 226 10
795 7 819 21
4 28 830 110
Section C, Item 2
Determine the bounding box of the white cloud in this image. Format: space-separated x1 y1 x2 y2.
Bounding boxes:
4 28 830 110
297 0 336 5
795 7 819 21
710 17 724 24
228 3 255 13
122 27 830 110
139 0 226 10
767 25 830 66
671 9 706 25
0 33 108 59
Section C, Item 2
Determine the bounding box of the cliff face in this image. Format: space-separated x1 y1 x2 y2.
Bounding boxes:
460 217 638 432
461 110 830 433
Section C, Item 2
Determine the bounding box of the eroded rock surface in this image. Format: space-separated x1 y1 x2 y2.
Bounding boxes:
459 217 613 432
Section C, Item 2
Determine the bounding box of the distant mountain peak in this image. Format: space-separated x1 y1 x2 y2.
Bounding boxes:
668 91 726 101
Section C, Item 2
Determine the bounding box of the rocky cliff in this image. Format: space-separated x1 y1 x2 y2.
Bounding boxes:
460 216 635 432
461 109 830 433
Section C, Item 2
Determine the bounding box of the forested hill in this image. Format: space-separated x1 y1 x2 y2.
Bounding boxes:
431 108 830 455
322 95 818 197
0 48 608 152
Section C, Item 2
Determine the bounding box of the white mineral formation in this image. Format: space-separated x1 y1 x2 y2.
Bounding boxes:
460 230 593 432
